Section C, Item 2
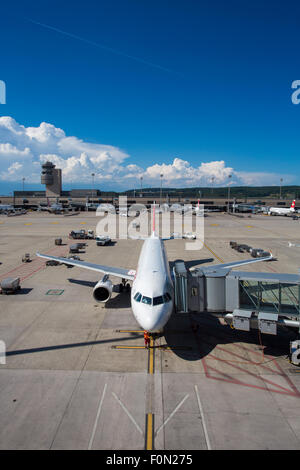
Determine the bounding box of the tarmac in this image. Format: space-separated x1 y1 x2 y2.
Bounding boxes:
0 209 300 450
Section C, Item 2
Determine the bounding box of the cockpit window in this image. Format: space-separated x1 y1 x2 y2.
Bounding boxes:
142 296 152 305
135 292 171 306
153 296 164 306
134 292 142 302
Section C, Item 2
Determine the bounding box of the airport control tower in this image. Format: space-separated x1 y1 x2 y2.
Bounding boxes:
41 161 62 198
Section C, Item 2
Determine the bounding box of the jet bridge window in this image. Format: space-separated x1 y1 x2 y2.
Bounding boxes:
142 296 152 305
239 280 300 315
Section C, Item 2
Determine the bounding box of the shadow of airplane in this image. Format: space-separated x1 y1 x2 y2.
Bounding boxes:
163 310 297 361
16 288 33 295
68 278 132 308
5 309 296 362
68 279 97 288
5 333 143 357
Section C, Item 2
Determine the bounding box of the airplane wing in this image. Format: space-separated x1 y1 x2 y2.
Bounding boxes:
201 254 273 273
36 252 136 280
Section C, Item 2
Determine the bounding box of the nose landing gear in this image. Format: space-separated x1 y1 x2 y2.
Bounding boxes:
118 279 131 293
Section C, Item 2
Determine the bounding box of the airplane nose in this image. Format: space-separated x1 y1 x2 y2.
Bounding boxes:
140 306 172 332
140 317 160 332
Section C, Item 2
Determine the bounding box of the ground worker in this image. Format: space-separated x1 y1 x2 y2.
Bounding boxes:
144 331 150 349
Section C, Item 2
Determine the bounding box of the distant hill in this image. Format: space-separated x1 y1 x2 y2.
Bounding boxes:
117 186 300 199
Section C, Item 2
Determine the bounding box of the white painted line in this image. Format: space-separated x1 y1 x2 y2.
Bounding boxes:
155 394 189 436
194 385 211 450
112 392 143 436
88 383 107 450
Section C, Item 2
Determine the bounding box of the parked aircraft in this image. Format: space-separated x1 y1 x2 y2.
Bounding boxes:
36 207 273 333
232 203 260 213
268 200 296 216
0 204 14 213
193 200 205 216
38 201 64 213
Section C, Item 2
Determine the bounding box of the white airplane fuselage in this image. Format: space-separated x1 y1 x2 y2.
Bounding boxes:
131 234 174 332
269 207 294 215
268 200 296 216
0 204 14 212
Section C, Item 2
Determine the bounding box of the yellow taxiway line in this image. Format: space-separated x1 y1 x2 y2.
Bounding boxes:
114 329 155 449
145 336 155 450
203 242 224 263
145 413 154 450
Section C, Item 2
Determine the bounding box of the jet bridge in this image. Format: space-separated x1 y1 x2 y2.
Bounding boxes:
172 262 300 338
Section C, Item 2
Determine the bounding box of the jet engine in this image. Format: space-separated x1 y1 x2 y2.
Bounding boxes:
93 275 113 302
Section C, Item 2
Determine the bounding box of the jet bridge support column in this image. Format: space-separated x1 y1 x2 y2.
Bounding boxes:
173 261 188 313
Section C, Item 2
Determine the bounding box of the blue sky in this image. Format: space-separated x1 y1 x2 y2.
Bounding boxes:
1 0 300 193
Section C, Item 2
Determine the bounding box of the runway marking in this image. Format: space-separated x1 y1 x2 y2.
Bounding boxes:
145 413 154 450
192 325 300 397
148 337 154 374
80 222 86 224
112 392 143 436
24 223 32 225
155 394 189 436
0 244 70 282
203 242 224 263
115 329 155 448
88 383 107 450
246 225 253 228
45 289 64 295
194 385 211 450
210 224 219 226
116 330 143 333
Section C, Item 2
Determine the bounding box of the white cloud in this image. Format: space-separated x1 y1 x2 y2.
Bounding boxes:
0 116 294 189
145 158 234 187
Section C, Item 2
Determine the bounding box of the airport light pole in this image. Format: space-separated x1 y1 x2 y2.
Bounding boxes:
22 177 25 193
140 176 143 197
91 173 95 202
227 174 232 213
160 173 163 205
211 176 215 195
280 178 283 199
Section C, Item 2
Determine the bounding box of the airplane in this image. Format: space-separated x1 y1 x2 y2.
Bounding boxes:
38 201 64 214
268 200 296 216
36 206 273 333
6 208 27 216
69 201 86 211
288 242 300 248
49 203 64 214
232 203 260 213
169 203 184 214
193 200 205 217
0 204 14 214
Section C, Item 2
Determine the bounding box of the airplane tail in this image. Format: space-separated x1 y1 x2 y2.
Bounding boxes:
291 200 296 211
151 201 157 238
